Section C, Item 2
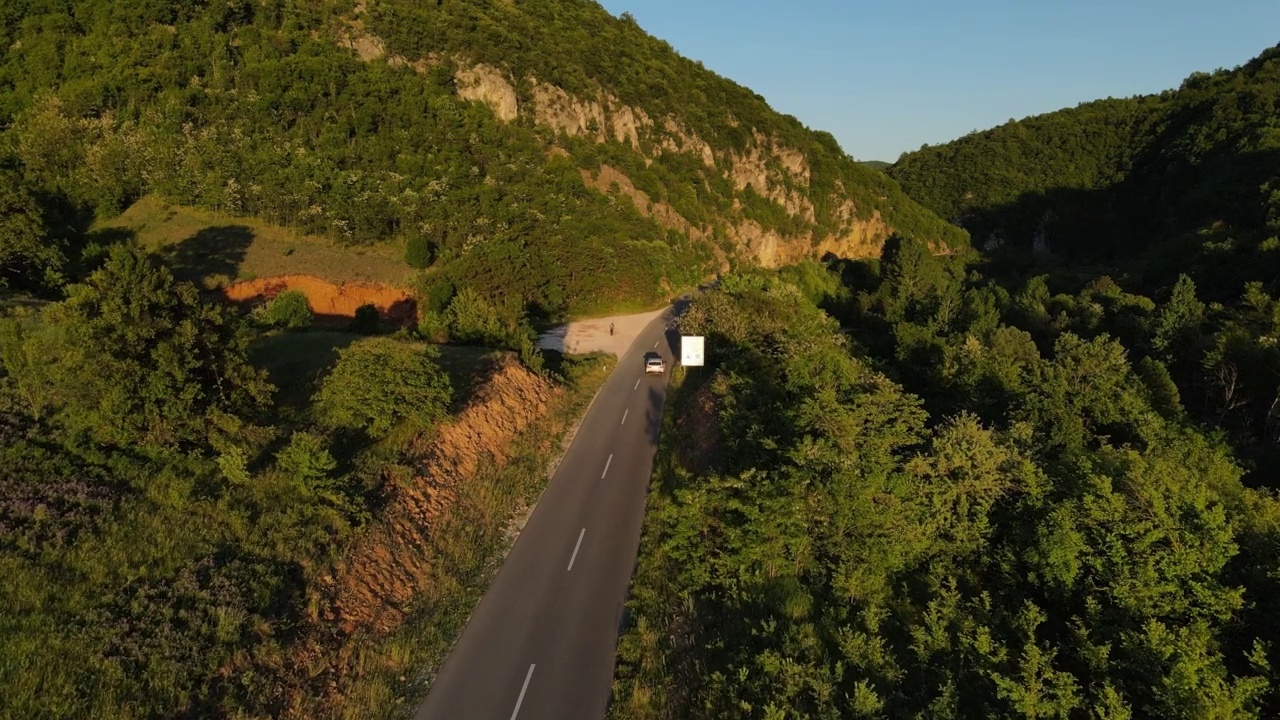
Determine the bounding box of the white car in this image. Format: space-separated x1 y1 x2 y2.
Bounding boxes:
644 353 666 375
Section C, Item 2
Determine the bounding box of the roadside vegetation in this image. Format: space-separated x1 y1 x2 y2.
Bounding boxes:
613 255 1280 718
0 241 612 718
613 43 1280 719
328 353 615 719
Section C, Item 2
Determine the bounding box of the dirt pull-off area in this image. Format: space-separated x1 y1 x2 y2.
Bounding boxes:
324 356 559 635
222 274 417 327
537 307 667 357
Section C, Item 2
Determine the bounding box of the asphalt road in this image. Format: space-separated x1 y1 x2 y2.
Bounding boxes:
414 307 682 720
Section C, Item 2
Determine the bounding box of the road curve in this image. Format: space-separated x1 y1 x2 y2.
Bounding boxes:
414 307 682 720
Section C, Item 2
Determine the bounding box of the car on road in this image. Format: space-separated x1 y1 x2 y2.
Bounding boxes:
644 352 666 375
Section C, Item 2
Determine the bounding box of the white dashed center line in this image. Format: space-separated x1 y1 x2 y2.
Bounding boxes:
634 378 640 390
621 408 628 425
510 664 535 720
567 528 586 571
602 453 613 479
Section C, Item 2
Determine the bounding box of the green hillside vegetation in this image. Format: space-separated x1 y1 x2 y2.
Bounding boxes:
366 0 963 247
888 45 1280 295
0 1 699 316
614 254 1280 718
93 195 414 288
0 243 610 718
0 3 962 713
885 43 1280 495
0 0 963 325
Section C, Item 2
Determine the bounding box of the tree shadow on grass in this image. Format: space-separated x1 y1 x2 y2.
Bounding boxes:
249 331 363 415
162 225 255 286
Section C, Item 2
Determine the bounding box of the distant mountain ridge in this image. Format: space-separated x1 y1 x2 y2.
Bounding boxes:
887 44 1280 292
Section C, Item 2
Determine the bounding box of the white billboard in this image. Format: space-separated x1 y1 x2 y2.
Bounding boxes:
680 335 705 367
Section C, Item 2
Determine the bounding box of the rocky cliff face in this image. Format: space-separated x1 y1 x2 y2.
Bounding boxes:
456 66 889 266
337 2 959 269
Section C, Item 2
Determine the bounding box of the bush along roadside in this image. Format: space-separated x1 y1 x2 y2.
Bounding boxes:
609 268 1280 719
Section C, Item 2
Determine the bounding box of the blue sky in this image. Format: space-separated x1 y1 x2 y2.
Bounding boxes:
595 0 1280 162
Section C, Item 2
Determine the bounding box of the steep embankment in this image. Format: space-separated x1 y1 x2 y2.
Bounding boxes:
323 357 558 636
888 44 1280 285
279 353 613 718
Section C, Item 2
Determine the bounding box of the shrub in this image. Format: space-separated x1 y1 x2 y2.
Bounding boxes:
259 291 313 329
37 245 271 448
405 234 433 269
444 288 507 346
314 337 452 436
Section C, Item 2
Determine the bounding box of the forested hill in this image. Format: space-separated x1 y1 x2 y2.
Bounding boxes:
888 44 1280 292
0 0 964 317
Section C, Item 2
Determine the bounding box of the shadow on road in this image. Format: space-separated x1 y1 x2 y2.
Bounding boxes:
645 385 665 445
662 297 693 357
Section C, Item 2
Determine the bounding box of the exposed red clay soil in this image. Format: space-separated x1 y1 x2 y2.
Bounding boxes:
222 274 418 327
273 356 561 715
324 356 559 635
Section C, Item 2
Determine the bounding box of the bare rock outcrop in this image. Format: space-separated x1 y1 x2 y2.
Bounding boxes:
581 164 704 239
455 64 519 122
332 15 909 269
528 80 655 152
659 116 716 168
728 131 816 222
531 80 609 141
817 209 892 261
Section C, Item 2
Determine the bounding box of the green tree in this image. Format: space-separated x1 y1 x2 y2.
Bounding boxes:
40 244 271 447
0 318 59 419
0 171 63 290
1151 274 1205 356
1136 356 1184 418
274 430 347 509
315 337 451 436
445 287 508 346
405 233 433 269
878 234 956 322
258 290 313 329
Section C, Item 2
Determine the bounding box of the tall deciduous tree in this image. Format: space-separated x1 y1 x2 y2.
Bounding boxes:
42 244 270 447
314 336 451 436
0 171 63 290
